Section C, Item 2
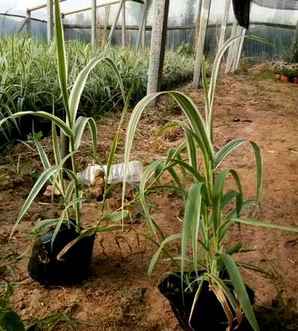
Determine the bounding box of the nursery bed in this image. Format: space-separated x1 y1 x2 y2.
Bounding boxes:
0 66 297 330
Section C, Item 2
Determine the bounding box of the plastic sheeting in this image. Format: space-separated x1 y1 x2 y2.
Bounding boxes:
253 0 298 10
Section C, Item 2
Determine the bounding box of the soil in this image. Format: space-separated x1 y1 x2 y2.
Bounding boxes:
0 65 298 330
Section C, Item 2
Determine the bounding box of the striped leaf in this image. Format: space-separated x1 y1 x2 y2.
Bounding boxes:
69 57 125 126
74 116 97 154
214 139 246 169
181 183 203 287
11 165 59 237
148 233 181 276
221 254 260 331
232 218 298 233
54 0 69 120
0 111 72 137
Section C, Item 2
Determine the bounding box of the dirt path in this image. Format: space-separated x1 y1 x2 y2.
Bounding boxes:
0 67 297 330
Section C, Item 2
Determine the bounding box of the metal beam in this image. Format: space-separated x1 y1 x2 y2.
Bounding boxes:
137 0 148 49
28 0 67 13
122 0 127 47
103 5 111 45
107 0 124 45
233 27 246 71
63 0 119 17
225 20 237 73
91 0 97 50
218 0 231 51
62 0 143 17
47 0 54 43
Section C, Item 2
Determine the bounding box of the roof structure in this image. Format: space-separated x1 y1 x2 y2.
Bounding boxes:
253 0 298 10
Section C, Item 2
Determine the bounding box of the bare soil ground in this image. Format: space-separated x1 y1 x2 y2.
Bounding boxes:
0 66 297 330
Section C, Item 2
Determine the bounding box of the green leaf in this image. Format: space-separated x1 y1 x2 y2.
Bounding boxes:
139 160 166 239
52 122 62 167
185 127 198 171
0 111 72 137
122 90 212 228
232 218 298 233
221 254 260 331
33 138 51 170
171 92 213 161
102 210 129 223
226 242 242 255
214 139 246 169
181 183 203 285
229 169 244 217
188 277 204 326
148 234 181 276
69 57 125 126
11 165 59 237
56 225 123 261
11 152 75 237
249 141 263 203
213 170 229 230
54 0 69 120
208 34 270 136
74 116 97 155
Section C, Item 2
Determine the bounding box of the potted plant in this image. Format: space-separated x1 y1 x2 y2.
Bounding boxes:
0 0 126 285
122 37 298 330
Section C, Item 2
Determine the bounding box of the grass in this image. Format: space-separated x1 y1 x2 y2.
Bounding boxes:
0 36 194 149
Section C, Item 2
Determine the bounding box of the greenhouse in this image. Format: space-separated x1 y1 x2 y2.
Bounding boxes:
0 0 297 330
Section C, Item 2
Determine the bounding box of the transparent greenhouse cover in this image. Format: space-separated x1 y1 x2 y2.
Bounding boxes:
253 0 298 10
1 1 298 25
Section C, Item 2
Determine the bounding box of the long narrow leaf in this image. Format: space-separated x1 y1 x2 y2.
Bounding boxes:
215 139 246 169
232 218 298 233
74 116 97 155
34 138 51 170
221 254 260 331
0 111 72 137
181 183 203 290
11 166 59 237
69 57 125 126
54 0 69 119
148 233 181 276
249 141 263 203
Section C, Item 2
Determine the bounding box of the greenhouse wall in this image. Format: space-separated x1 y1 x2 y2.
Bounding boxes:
1 0 298 60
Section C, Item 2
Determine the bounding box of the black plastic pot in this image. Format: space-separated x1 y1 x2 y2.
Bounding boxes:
159 272 255 331
28 222 95 285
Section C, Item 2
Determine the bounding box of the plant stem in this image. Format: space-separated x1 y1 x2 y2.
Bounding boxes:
69 138 80 230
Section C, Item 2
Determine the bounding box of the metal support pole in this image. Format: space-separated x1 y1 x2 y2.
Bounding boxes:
229 25 241 72
147 0 170 95
137 0 147 49
108 0 124 45
193 0 212 88
225 20 237 73
218 0 231 51
122 0 127 47
47 0 54 44
91 0 97 50
233 27 246 72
